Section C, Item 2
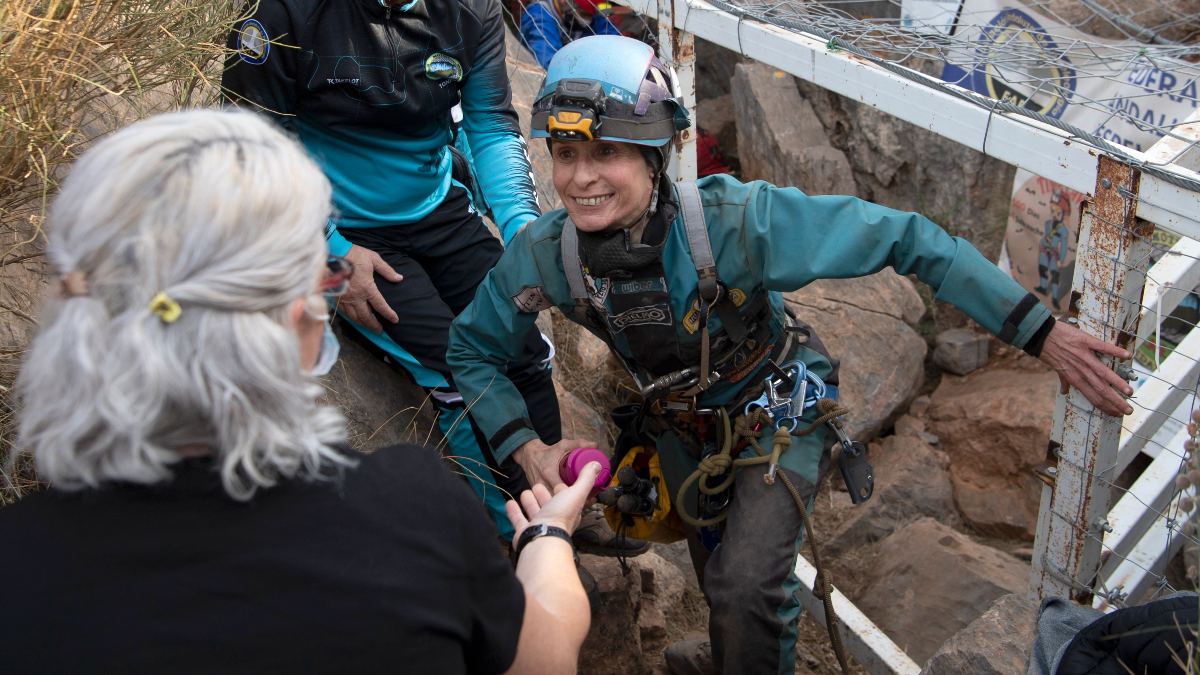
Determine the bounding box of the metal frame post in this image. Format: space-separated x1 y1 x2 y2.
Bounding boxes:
1031 155 1155 602
655 0 697 182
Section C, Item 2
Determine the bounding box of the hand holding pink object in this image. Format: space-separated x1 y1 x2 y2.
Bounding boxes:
558 448 612 497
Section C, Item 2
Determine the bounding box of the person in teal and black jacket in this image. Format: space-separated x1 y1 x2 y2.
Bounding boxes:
222 0 574 544
448 36 1136 674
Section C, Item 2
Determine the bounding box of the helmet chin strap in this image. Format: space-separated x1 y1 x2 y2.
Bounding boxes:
614 183 659 242
579 175 668 276
610 160 663 240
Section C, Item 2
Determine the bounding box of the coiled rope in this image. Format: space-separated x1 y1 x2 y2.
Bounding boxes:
674 399 852 672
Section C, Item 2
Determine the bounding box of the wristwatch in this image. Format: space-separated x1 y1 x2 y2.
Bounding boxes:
513 523 578 564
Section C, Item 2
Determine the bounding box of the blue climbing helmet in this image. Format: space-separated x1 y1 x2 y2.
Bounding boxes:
531 35 691 149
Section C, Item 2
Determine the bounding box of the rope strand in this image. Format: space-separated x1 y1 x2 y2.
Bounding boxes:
671 400 853 672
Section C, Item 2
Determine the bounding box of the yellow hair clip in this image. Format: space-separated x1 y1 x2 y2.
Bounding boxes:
149 291 182 324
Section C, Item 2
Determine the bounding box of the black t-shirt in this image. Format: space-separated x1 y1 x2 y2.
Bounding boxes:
0 444 524 674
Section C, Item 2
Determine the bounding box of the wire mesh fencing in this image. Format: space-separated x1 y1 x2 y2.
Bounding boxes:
1023 163 1200 607
629 0 1200 196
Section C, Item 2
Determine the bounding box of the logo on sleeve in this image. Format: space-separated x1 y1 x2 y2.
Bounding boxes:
237 19 270 65
513 286 553 313
424 53 463 82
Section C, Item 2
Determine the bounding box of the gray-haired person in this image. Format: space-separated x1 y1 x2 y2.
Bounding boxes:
0 109 593 674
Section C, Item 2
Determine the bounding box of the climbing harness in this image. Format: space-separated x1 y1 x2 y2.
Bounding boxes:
669 364 869 675
561 181 776 400
673 364 860 530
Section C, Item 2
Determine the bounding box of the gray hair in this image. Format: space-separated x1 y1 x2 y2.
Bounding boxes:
14 109 350 499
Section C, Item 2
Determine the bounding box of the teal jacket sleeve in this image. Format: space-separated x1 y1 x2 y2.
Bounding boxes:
734 179 1051 349
460 0 541 244
448 222 563 462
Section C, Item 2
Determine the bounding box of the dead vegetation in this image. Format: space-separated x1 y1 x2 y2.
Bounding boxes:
0 0 247 503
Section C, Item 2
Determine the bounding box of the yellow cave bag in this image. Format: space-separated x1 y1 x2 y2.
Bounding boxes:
603 445 688 544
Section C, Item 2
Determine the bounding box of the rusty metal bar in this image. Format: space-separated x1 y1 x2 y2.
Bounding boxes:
1031 156 1155 602
655 0 698 182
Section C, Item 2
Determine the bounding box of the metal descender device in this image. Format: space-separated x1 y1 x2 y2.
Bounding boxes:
744 360 874 504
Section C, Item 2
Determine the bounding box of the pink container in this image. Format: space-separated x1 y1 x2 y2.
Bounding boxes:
559 447 612 497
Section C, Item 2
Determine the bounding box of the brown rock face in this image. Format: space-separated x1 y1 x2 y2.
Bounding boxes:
732 62 858 196
793 78 1016 260
322 323 437 449
555 380 614 451
921 592 1039 675
577 549 706 674
854 518 1029 664
927 361 1058 538
784 271 927 441
826 435 959 559
579 555 647 675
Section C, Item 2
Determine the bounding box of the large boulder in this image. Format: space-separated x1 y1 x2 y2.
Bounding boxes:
732 62 857 196
927 356 1058 539
556 380 614 451
784 271 927 440
727 54 1013 259
579 555 647 675
577 549 707 675
792 76 1015 260
825 435 958 561
322 322 437 449
921 593 1039 675
854 518 1029 665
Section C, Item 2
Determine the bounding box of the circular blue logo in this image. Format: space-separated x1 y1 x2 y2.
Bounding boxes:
237 19 270 66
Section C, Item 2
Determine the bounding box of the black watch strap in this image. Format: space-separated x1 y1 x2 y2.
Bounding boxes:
513 523 577 564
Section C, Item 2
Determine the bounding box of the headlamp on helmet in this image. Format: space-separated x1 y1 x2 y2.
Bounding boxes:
531 35 690 149
546 79 605 142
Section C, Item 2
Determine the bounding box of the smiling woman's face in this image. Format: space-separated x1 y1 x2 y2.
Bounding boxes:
551 140 655 233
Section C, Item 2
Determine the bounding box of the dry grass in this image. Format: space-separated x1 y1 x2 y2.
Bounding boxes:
0 0 247 504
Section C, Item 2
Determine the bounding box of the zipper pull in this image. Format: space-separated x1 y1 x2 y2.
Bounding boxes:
385 3 392 20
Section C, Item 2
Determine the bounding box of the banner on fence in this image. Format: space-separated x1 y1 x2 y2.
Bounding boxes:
936 0 1198 311
900 0 963 35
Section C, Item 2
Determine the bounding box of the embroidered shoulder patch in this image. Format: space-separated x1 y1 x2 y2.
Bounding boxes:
513 286 553 313
236 19 270 65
